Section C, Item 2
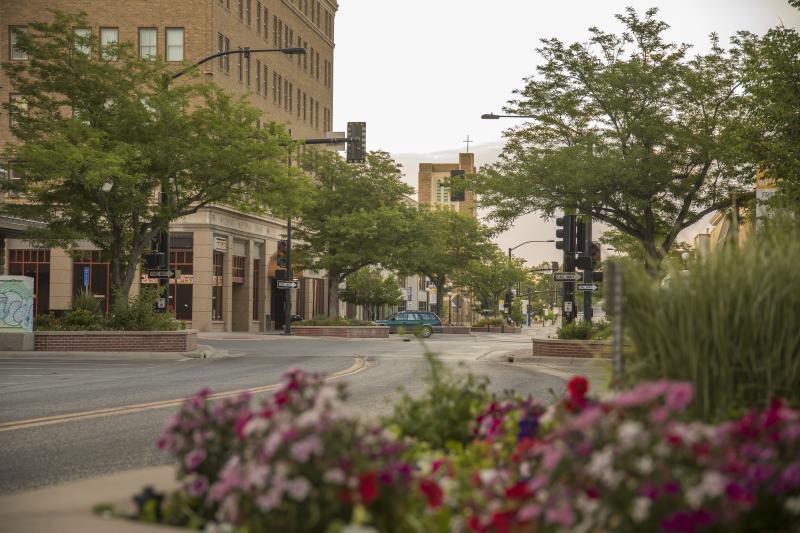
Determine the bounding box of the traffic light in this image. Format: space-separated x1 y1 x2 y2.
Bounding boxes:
591 241 602 269
576 219 587 253
277 240 288 268
449 170 466 201
346 122 366 163
555 216 575 252
551 261 559 272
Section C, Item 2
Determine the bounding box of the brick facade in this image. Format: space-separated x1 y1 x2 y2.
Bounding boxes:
530 338 612 358
34 330 198 352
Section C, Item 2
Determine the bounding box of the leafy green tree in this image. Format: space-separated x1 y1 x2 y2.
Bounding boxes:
400 208 493 315
294 150 417 316
1 11 301 297
473 8 752 272
339 267 402 319
731 22 800 208
454 248 526 315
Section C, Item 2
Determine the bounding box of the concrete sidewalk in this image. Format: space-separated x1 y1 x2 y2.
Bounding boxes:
0 344 215 360
0 465 180 533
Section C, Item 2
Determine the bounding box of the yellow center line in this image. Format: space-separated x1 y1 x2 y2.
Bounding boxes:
0 357 367 434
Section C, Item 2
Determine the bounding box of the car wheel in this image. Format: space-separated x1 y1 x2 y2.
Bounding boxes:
416 325 433 338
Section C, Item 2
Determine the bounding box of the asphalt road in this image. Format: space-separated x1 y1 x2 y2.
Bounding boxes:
0 332 566 494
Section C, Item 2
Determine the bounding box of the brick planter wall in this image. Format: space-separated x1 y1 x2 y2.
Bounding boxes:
34 330 198 352
291 326 389 338
530 338 611 358
471 326 522 334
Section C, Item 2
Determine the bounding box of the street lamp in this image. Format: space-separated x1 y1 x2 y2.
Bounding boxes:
481 113 539 120
171 47 306 80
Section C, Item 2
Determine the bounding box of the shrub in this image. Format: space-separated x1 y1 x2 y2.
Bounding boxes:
60 308 105 330
623 222 800 420
298 315 373 326
72 289 102 316
33 313 62 331
556 320 594 339
387 352 491 450
473 317 504 327
107 287 179 331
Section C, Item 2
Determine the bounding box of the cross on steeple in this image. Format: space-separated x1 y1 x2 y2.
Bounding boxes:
463 134 472 154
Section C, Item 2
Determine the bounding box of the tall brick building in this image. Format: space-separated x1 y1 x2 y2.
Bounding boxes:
417 152 477 217
0 0 338 332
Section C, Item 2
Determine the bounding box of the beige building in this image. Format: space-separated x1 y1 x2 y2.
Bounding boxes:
417 152 477 217
0 0 338 331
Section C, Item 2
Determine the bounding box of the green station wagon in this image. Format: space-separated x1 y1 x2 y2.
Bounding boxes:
374 311 444 338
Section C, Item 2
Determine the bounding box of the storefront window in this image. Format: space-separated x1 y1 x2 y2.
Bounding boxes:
9 249 50 315
212 251 224 321
72 250 110 315
252 258 260 321
141 234 194 320
232 255 245 284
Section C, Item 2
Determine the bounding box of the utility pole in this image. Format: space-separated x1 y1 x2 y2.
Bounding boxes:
581 217 593 323
556 215 577 325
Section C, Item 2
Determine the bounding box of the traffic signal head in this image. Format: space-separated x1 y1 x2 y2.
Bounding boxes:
551 261 559 272
346 122 366 163
555 216 574 252
277 240 288 268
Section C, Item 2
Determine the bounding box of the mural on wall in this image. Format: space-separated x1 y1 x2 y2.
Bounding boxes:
0 276 34 332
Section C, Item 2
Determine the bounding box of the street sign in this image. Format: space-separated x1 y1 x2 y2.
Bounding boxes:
277 280 299 289
148 269 176 278
577 283 600 292
553 272 582 282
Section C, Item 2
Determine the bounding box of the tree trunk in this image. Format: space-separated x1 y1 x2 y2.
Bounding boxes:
436 280 445 316
327 274 340 318
642 239 664 276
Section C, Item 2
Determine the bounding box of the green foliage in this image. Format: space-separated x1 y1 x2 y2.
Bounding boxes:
339 267 402 315
454 248 527 313
60 308 105 331
33 313 63 331
387 352 491 450
556 321 594 340
472 7 752 270
623 222 800 420
1 11 301 297
294 150 417 316
107 287 179 331
298 316 373 326
72 290 102 316
473 317 504 327
511 297 524 325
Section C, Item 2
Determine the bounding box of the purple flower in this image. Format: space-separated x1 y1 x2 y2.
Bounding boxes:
660 509 714 532
186 476 209 497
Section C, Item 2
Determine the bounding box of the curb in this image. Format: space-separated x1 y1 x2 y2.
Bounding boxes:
0 345 215 360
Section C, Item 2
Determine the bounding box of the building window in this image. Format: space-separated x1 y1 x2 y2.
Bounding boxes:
139 28 157 58
238 48 243 81
309 96 314 126
224 37 230 71
252 258 261 321
297 88 301 118
9 250 50 316
72 250 110 315
273 17 279 47
255 60 261 93
315 100 319 129
238 0 244 20
212 250 224 321
285 80 290 111
245 54 251 86
233 255 245 284
303 92 307 122
303 41 307 71
256 2 261 33
217 33 225 69
315 53 319 80
100 28 119 60
9 26 28 60
142 235 194 320
166 28 184 61
74 28 91 56
263 8 269 39
246 0 252 25
263 64 268 95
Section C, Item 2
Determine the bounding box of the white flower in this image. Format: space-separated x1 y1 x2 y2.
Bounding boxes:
588 447 614 476
243 417 268 436
699 471 726 498
635 456 654 475
631 497 651 523
288 477 312 501
686 486 704 509
323 468 346 484
785 495 800 514
616 421 644 448
479 468 497 484
540 405 557 426
576 495 599 515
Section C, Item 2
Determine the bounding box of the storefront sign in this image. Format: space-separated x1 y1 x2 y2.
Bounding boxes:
214 236 228 252
83 266 90 288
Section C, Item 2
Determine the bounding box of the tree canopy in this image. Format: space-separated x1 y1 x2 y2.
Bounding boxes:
339 267 402 319
472 8 754 271
453 248 527 314
1 11 303 296
294 150 417 316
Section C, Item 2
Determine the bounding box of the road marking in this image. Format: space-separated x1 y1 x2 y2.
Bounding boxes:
0 357 367 434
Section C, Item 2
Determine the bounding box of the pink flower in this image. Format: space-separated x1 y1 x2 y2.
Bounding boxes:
186 476 208 497
290 435 323 463
517 504 540 522
184 448 206 471
666 383 694 411
545 501 575 526
288 477 312 501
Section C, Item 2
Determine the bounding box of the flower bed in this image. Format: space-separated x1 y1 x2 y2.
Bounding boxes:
530 338 612 358
291 325 389 338
134 366 800 532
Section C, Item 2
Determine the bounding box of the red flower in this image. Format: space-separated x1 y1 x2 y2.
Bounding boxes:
490 511 515 533
467 515 485 532
419 478 444 508
567 376 589 399
234 412 253 440
358 471 379 505
505 481 528 499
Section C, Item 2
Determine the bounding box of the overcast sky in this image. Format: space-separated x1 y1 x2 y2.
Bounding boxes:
332 1 799 265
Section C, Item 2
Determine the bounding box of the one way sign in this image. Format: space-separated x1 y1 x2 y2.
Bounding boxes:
577 283 599 291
